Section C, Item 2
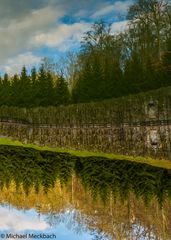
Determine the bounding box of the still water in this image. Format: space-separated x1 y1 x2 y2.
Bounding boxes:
0 145 171 240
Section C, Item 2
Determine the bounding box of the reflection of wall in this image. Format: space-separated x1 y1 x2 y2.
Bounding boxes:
0 121 171 159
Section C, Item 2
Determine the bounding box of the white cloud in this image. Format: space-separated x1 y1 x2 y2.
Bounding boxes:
31 22 91 51
74 10 88 18
92 5 114 18
0 0 132 74
1 52 41 75
0 5 64 66
92 0 132 18
0 207 49 231
7 6 60 32
111 20 129 33
31 19 129 52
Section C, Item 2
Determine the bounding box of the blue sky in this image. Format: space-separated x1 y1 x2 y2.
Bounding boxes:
0 205 110 240
0 0 133 75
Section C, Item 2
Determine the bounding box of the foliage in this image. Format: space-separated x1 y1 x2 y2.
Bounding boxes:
72 0 171 102
54 75 70 106
75 156 171 207
0 86 171 126
0 1 170 106
1 138 171 170
0 65 70 108
0 144 171 207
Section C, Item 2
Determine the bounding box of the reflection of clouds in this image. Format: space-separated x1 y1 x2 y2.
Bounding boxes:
0 206 49 231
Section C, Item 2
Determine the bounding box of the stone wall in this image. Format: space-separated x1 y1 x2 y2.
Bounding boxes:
0 121 171 159
0 87 171 126
0 87 171 159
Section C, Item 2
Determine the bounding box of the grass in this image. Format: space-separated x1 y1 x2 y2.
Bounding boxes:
1 137 171 169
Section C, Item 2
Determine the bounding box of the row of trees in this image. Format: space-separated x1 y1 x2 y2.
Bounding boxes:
0 0 170 107
0 66 70 107
72 0 171 102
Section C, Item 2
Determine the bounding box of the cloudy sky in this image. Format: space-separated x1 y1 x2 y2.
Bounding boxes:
0 206 100 239
0 206 49 231
0 0 133 74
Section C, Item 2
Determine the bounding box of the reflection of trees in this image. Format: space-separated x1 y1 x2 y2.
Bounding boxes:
0 145 171 238
0 145 75 194
0 178 171 239
75 157 171 207
46 209 90 235
70 178 171 240
1 145 171 207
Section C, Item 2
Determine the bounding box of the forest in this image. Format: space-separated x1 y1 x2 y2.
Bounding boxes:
0 144 170 205
0 0 170 107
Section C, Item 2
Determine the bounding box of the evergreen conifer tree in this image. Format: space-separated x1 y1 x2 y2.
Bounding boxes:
30 66 38 106
0 73 11 106
37 64 54 106
54 75 70 106
11 74 20 106
17 66 31 107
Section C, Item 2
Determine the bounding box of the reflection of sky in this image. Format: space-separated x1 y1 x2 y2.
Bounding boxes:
0 206 49 231
0 205 108 240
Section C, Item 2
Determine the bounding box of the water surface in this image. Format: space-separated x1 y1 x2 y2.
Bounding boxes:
0 145 171 239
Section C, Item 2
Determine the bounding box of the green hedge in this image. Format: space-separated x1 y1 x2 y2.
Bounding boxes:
0 87 171 126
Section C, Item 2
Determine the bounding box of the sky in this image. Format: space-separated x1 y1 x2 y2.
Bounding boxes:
0 0 133 75
0 206 106 240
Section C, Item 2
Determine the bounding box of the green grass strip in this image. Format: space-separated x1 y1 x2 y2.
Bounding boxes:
0 137 171 169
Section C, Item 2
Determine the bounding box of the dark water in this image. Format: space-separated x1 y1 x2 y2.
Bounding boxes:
0 145 171 239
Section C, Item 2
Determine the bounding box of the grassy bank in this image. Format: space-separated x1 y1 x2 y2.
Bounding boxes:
1 137 171 169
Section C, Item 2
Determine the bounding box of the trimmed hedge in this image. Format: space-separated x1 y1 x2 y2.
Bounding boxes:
0 87 171 126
